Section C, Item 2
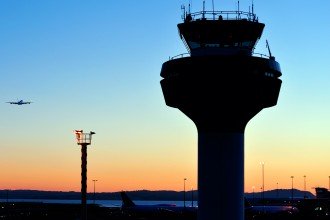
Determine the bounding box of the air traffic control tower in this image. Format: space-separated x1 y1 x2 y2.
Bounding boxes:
160 5 282 220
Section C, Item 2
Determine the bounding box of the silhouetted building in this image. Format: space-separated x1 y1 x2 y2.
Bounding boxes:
160 4 282 220
315 187 330 199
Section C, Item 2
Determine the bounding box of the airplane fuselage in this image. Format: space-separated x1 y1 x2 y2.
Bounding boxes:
7 100 32 105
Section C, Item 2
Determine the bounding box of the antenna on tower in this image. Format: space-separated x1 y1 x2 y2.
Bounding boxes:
266 40 273 58
212 0 215 20
181 4 186 21
189 0 192 14
252 0 255 15
202 1 206 19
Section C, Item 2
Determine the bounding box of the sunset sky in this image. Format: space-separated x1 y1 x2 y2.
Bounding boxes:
1 0 330 195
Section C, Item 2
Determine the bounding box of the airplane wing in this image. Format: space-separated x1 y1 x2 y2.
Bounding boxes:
6 102 16 104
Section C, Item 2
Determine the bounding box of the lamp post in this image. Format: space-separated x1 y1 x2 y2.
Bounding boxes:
260 162 265 204
303 175 306 199
6 189 9 203
328 176 330 191
291 176 294 205
92 179 98 204
191 188 194 207
252 186 255 204
184 178 187 208
75 130 95 220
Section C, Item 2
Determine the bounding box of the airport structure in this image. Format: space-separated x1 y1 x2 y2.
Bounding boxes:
74 130 96 220
160 3 282 220
315 187 330 199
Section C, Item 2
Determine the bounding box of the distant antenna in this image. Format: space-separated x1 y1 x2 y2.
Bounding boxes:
266 40 272 58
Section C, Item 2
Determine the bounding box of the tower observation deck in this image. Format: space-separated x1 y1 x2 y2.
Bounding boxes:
160 5 282 220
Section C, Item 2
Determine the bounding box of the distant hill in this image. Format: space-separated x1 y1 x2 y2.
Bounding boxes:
0 189 315 201
245 189 316 199
0 190 191 201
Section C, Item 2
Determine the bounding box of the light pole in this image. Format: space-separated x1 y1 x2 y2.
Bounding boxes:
75 130 96 220
303 175 306 199
260 162 265 204
328 176 330 191
276 182 279 198
92 179 98 204
191 188 194 207
252 186 255 204
291 176 294 205
183 178 187 208
6 189 9 203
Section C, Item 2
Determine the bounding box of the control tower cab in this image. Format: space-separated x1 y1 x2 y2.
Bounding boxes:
160 6 282 220
180 12 264 57
161 9 281 132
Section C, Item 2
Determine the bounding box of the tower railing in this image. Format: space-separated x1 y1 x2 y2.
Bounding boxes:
184 10 257 22
253 52 271 59
169 52 270 60
170 53 190 60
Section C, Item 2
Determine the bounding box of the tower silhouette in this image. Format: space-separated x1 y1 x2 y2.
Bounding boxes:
75 130 96 220
160 5 282 220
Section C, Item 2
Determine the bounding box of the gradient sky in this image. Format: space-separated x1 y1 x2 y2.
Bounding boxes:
1 0 330 195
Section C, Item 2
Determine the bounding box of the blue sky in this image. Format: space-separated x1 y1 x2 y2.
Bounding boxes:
0 0 330 192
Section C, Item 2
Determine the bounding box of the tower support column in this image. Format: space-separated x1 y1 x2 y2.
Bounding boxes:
81 144 87 220
74 130 95 220
198 131 244 220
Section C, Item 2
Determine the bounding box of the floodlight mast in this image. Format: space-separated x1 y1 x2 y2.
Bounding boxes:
75 130 96 220
160 5 282 220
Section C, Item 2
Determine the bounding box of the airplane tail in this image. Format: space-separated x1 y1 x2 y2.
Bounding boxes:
120 191 136 207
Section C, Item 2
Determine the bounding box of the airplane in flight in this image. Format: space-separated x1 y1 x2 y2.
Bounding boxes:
6 100 33 105
120 191 197 217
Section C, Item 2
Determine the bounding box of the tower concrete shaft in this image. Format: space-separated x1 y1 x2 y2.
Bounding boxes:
198 132 244 220
160 9 282 220
81 144 87 220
